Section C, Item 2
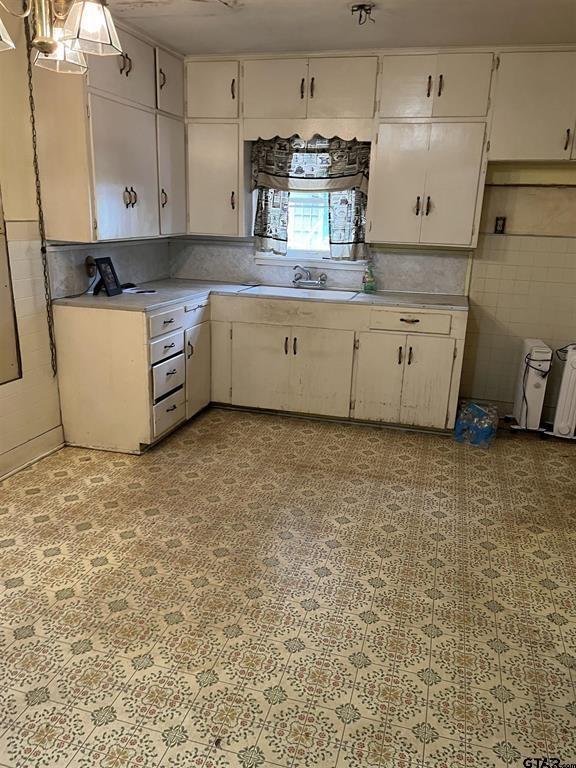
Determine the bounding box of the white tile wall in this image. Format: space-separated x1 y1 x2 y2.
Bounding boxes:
461 233 576 413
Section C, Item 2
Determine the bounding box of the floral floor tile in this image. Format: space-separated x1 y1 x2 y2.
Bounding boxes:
281 649 356 708
352 667 427 726
216 635 290 690
340 721 424 767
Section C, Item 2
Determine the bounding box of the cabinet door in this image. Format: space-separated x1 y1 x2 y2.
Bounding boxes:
88 29 156 109
307 57 378 118
367 123 429 244
157 115 186 235
400 335 455 429
420 122 485 247
90 95 159 240
187 123 238 236
231 323 291 411
490 52 576 160
185 322 211 419
186 61 239 118
156 48 184 117
354 332 405 423
432 53 493 117
243 59 308 118
289 327 354 417
379 55 436 117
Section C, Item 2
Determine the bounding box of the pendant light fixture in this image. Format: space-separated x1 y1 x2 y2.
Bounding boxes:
0 14 16 50
34 21 87 73
62 0 121 56
0 0 121 70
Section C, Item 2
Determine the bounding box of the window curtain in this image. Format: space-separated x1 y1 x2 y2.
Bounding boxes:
251 136 370 260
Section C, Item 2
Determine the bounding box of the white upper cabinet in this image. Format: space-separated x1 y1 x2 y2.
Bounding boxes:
420 122 486 246
187 123 239 236
90 95 159 240
432 53 493 117
379 55 437 118
157 114 186 235
186 61 239 118
307 57 378 118
367 122 485 248
88 29 156 109
243 56 378 118
243 59 309 118
367 123 429 245
489 52 576 160
156 48 184 117
379 53 492 118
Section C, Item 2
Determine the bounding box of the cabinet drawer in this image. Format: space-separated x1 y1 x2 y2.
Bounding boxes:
153 388 185 438
153 353 185 400
149 329 184 366
370 310 452 335
149 306 185 338
184 301 210 328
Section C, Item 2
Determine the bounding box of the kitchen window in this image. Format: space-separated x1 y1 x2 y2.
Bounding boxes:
286 191 330 257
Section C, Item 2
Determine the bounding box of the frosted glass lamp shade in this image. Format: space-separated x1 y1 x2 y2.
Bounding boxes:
0 16 16 51
62 0 122 56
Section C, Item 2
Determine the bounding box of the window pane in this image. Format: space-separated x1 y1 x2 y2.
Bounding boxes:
287 191 329 253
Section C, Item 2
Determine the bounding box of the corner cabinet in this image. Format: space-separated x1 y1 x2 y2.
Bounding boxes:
367 122 486 248
187 123 239 236
34 35 185 243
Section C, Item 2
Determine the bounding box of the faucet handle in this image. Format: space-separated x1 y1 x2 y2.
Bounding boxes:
318 272 328 285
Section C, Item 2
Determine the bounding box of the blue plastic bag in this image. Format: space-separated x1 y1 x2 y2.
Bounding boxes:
455 402 498 447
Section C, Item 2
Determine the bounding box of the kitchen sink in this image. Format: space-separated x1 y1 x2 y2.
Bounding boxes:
242 285 357 301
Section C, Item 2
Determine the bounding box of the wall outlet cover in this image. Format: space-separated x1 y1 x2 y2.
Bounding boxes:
495 216 506 234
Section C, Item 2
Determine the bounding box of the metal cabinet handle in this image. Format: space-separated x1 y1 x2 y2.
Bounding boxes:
159 67 166 90
130 186 137 207
300 77 305 99
187 340 194 359
437 73 444 97
161 188 168 208
564 128 571 151
293 337 298 355
398 346 403 365
119 53 127 75
230 191 235 210
284 336 289 355
231 78 236 100
124 54 132 76
310 76 315 99
163 318 175 325
400 317 420 324
415 195 421 216
123 186 131 208
163 342 175 350
166 369 177 376
426 74 432 97
425 196 431 216
185 303 206 313
408 346 413 365
166 404 177 412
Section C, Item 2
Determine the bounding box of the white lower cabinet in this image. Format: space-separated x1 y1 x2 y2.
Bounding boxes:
185 322 211 419
354 332 456 429
231 323 354 418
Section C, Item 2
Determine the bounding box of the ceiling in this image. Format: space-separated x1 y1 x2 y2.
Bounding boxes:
109 0 576 56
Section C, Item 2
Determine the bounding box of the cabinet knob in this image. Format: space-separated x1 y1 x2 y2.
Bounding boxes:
159 67 167 90
564 128 571 152
310 76 315 99
426 74 432 98
187 340 194 359
123 186 131 208
230 191 236 210
124 53 132 77
231 78 236 100
166 404 177 412
437 73 444 97
415 195 421 216
163 342 175 350
293 337 298 355
425 196 431 216
163 318 175 325
400 317 420 324
408 346 413 365
398 346 403 365
300 77 305 99
284 336 289 355
129 186 137 207
166 369 177 376
161 188 168 208
119 53 127 75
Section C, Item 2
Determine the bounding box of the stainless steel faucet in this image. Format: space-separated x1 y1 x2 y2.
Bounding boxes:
292 265 328 289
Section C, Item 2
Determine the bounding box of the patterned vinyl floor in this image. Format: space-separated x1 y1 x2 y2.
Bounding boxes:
0 408 575 768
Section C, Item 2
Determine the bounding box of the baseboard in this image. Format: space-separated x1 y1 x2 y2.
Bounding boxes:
0 426 64 481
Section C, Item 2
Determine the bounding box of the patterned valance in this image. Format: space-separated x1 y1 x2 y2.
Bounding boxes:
251 135 371 195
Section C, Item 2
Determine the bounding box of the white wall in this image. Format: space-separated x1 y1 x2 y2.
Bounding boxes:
0 18 63 479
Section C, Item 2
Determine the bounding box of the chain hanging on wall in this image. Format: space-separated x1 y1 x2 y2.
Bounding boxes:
24 14 58 376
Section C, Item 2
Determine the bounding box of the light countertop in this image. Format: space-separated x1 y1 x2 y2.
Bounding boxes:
53 279 469 312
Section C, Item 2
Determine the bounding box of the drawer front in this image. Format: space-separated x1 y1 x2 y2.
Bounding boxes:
149 329 184 366
153 353 185 400
370 311 452 335
149 306 185 338
184 301 210 329
153 388 185 438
